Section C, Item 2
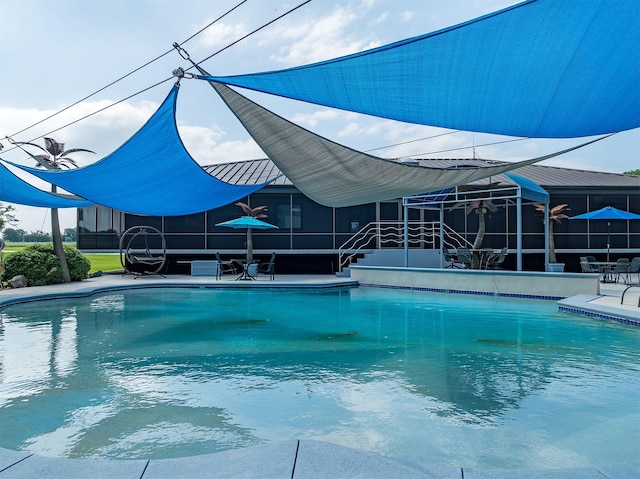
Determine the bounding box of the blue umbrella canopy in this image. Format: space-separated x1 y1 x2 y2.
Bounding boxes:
570 206 640 221
216 216 278 229
570 206 640 262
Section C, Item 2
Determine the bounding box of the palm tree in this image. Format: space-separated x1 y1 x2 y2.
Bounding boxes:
451 183 501 247
235 201 268 262
450 184 500 268
466 199 499 250
534 203 570 264
15 138 94 283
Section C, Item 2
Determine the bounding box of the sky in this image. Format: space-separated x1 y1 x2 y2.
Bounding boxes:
1 0 638 233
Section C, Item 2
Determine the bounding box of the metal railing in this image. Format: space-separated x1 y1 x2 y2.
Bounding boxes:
338 221 472 271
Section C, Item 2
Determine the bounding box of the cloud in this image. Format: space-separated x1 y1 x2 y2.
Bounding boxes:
399 11 414 22
198 21 249 49
263 5 381 65
0 98 259 169
290 109 346 128
0 100 157 167
198 138 264 165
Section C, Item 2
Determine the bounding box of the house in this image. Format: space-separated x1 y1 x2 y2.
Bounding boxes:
76 158 640 274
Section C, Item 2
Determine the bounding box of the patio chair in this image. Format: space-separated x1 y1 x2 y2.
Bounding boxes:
580 257 599 273
455 247 473 269
257 252 276 280
611 258 630 283
624 257 640 284
485 247 507 270
216 252 237 275
479 247 495 269
442 247 461 268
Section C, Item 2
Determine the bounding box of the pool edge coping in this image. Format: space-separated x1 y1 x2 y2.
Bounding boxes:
1 443 638 479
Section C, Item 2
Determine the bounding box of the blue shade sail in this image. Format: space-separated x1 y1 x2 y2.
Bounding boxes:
0 161 92 208
198 0 640 138
8 86 267 216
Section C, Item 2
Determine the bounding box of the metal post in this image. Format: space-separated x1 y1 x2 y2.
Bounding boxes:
403 202 409 267
544 200 550 271
516 196 522 271
440 205 445 268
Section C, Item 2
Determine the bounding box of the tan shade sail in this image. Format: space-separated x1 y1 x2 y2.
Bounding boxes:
210 82 606 208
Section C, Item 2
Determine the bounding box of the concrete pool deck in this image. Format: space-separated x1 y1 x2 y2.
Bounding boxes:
1 441 638 479
0 272 638 478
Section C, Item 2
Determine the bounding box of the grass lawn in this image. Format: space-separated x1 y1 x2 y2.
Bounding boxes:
83 254 122 273
2 242 122 273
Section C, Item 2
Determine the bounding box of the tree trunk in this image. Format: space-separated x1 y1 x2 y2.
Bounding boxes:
471 209 487 268
50 185 71 283
473 210 486 249
549 222 557 264
246 228 253 262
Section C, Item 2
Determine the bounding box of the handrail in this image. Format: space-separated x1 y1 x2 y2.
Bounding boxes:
338 221 473 271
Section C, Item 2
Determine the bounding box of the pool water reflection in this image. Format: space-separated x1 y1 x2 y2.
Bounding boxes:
0 287 638 469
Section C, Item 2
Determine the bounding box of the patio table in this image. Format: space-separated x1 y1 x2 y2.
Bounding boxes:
589 261 617 283
233 259 260 280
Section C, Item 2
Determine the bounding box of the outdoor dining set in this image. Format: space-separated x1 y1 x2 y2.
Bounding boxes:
580 256 640 284
215 252 276 281
443 247 508 270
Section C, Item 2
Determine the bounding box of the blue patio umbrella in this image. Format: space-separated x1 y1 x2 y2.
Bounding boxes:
216 216 278 262
216 216 278 230
570 206 640 262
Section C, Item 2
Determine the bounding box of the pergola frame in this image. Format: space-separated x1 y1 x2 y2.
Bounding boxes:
402 182 550 271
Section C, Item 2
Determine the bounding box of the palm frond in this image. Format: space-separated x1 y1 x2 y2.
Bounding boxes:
235 201 268 217
14 141 49 155
235 202 253 215
44 138 65 156
484 202 499 213
57 157 79 168
549 204 570 215
33 154 54 168
61 148 95 156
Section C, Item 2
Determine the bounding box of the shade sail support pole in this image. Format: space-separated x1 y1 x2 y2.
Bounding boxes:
516 194 522 271
403 202 409 267
544 200 550 271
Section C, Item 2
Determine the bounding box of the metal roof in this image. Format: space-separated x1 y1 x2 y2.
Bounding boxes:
204 159 287 186
204 158 640 189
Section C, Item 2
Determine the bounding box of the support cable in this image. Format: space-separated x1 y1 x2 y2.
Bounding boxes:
4 0 249 141
1 0 311 151
4 78 171 150
405 137 530 158
184 0 311 68
364 130 462 153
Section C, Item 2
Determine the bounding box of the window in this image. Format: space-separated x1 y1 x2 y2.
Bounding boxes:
78 206 97 233
277 204 301 230
164 213 205 233
97 207 113 233
336 204 375 233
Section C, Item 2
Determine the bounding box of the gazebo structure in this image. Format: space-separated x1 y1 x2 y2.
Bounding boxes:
402 172 550 271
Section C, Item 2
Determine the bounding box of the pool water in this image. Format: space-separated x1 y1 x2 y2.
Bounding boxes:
0 287 638 469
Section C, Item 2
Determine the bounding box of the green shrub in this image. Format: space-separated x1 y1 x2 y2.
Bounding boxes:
2 244 90 286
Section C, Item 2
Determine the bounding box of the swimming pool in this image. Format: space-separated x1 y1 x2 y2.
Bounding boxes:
0 286 638 469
